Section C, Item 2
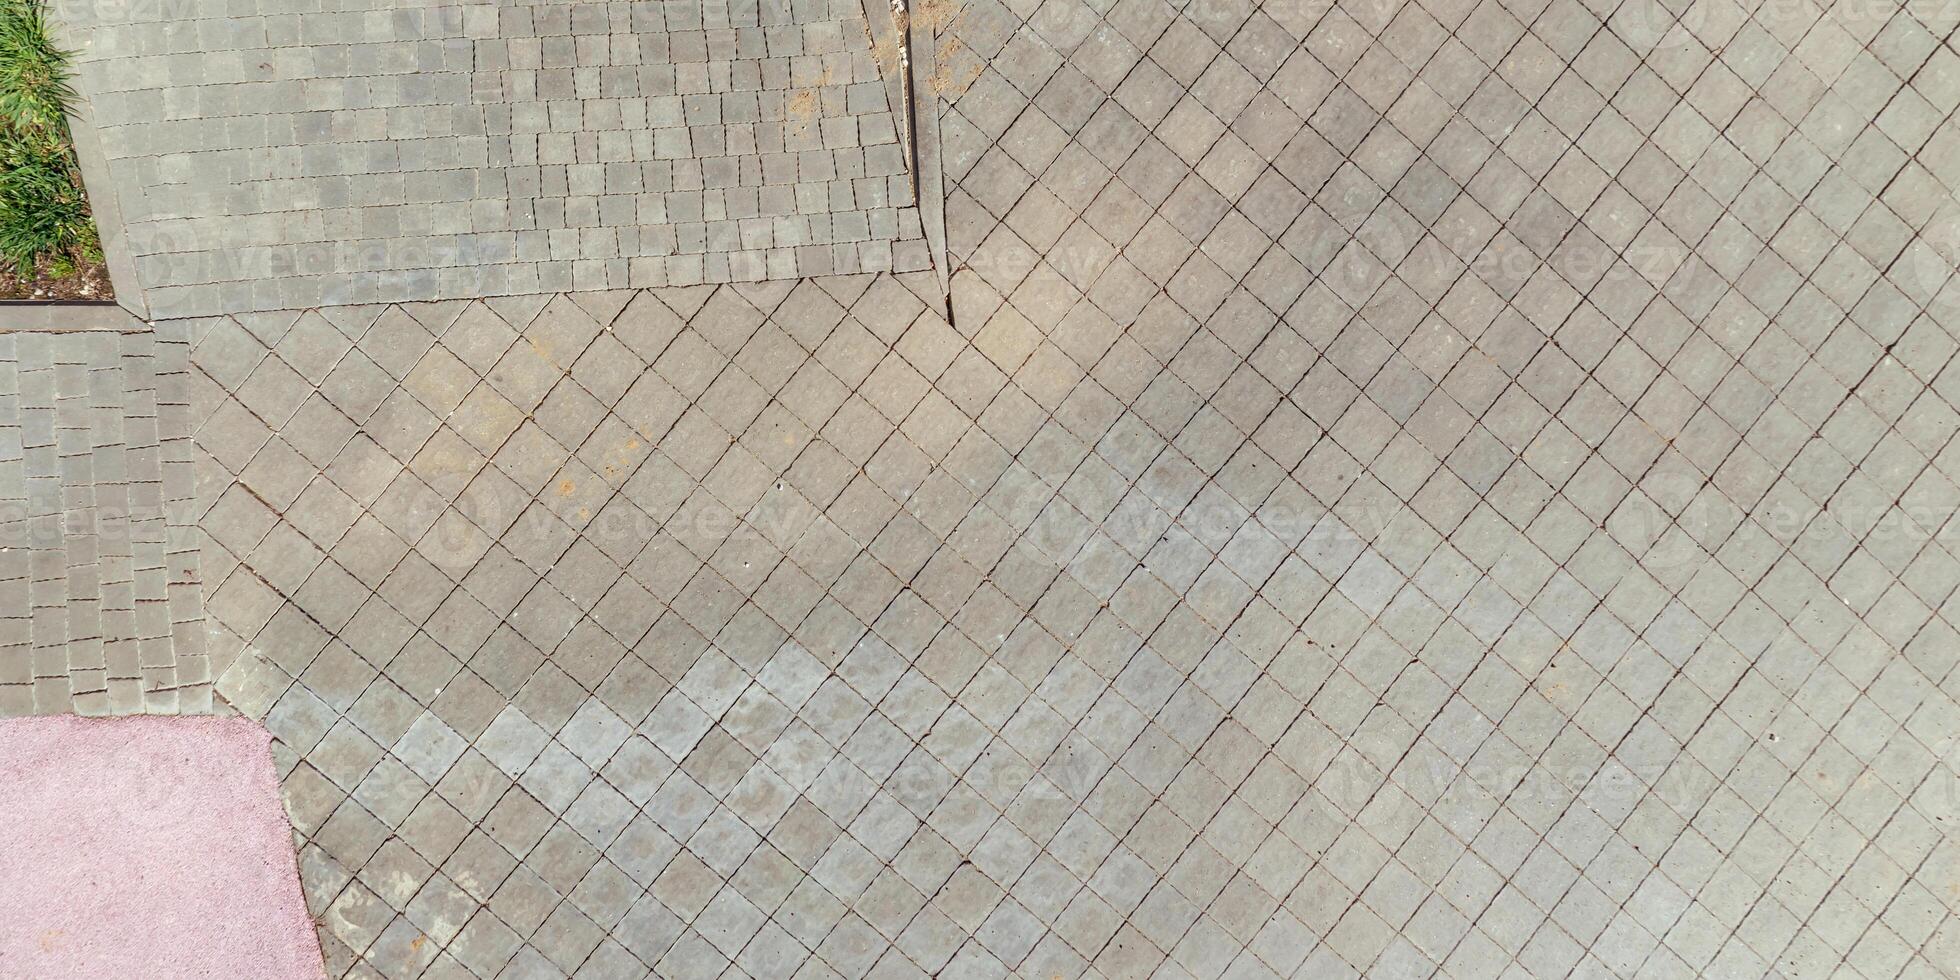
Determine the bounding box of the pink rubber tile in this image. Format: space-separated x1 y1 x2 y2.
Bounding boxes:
0 716 324 979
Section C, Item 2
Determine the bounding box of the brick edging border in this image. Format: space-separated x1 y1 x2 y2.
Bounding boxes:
54 15 147 322
0 302 142 332
862 0 949 308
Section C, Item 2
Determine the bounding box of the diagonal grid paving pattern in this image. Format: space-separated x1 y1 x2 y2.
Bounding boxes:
160 0 1960 976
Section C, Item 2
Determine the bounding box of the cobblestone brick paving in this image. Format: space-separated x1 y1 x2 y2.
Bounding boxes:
68 0 928 319
0 329 204 715
118 0 1960 976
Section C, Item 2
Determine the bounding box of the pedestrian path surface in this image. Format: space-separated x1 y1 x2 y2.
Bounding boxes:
0 716 324 979
12 0 1960 977
0 329 202 714
67 0 928 318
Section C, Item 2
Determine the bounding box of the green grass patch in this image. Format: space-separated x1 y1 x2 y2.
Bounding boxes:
0 0 98 280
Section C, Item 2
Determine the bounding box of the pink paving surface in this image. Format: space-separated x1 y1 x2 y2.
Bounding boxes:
0 716 325 979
